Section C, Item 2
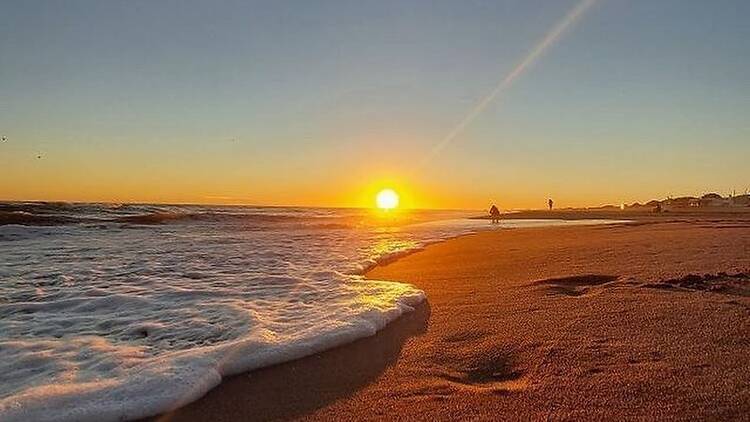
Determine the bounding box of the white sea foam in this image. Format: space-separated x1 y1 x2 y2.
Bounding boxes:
0 204 625 421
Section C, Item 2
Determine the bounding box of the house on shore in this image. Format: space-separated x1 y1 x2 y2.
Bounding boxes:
700 193 727 207
730 194 750 207
664 196 700 209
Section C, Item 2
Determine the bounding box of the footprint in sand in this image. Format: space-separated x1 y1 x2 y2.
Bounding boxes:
642 273 750 297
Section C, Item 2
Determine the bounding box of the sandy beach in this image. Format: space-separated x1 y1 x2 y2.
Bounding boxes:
151 216 750 421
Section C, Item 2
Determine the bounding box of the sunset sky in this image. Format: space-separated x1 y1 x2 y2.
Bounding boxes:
1 0 748 209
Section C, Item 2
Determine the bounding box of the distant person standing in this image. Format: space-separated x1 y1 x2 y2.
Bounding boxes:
548 198 554 211
489 204 501 224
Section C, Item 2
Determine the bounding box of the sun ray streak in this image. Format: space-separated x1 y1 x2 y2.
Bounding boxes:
418 0 598 170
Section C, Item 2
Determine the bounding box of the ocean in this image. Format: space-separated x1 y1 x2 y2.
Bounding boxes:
0 202 622 421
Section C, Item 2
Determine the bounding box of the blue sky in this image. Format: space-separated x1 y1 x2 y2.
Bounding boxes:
1 0 748 207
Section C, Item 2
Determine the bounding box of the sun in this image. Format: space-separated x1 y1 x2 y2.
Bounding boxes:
376 189 399 210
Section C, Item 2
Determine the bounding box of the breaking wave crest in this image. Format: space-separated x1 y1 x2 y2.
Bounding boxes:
0 203 345 228
0 211 80 226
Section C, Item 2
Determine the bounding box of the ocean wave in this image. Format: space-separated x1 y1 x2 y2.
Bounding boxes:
0 207 339 228
0 211 81 226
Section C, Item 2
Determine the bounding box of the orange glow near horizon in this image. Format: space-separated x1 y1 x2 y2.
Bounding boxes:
1 148 745 211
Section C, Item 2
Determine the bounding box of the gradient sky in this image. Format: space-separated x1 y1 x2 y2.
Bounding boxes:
1 0 748 209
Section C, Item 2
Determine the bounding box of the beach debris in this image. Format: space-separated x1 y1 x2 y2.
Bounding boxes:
1 136 6 143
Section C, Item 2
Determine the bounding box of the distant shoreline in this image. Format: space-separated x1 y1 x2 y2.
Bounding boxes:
488 207 750 221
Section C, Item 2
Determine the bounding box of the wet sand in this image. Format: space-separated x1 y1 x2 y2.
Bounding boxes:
153 217 750 421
